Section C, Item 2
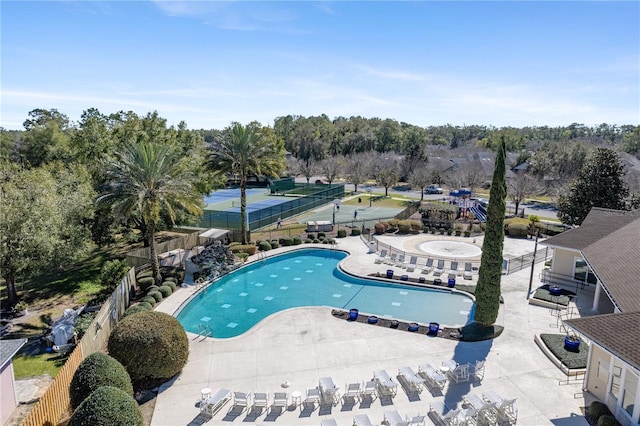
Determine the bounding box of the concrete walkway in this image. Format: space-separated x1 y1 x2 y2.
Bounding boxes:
152 235 593 426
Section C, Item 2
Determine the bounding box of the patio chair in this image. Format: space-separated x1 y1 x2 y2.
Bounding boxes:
395 254 406 267
375 249 388 264
446 362 470 383
384 409 410 426
361 379 378 401
418 363 448 390
433 259 445 276
455 406 478 426
353 414 375 426
447 261 460 277
271 391 288 413
469 360 485 380
384 253 398 265
319 376 340 405
482 390 504 406
496 398 518 424
463 262 473 280
421 258 434 274
200 388 231 416
464 393 496 425
231 391 251 412
407 414 426 426
304 387 321 409
373 369 398 397
252 392 268 413
398 366 424 393
321 419 338 426
406 256 418 272
429 401 459 425
343 382 361 403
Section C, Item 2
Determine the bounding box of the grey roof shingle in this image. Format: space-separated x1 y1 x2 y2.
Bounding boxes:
566 311 640 371
542 208 640 312
0 338 27 369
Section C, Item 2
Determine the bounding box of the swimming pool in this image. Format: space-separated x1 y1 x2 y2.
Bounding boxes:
176 248 474 338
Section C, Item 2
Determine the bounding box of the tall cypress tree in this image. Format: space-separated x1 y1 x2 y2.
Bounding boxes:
473 135 507 326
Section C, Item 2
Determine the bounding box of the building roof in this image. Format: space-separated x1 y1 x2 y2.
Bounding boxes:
566 311 640 371
0 338 27 369
542 208 640 311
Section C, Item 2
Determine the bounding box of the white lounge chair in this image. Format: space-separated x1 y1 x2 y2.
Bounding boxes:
373 369 398 396
469 360 485 380
319 376 340 405
271 391 288 413
433 260 445 276
361 379 378 401
408 414 426 426
353 414 375 426
398 366 424 393
375 249 388 264
200 388 231 416
455 406 478 426
321 419 339 426
429 401 459 425
252 392 268 413
421 258 434 274
463 262 473 280
447 261 459 277
384 409 410 426
232 391 250 412
304 388 321 409
447 363 470 383
395 254 406 267
418 363 448 390
343 382 361 403
496 398 518 424
406 256 418 272
384 253 398 265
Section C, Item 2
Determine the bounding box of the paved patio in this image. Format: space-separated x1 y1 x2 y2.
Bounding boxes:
152 234 594 426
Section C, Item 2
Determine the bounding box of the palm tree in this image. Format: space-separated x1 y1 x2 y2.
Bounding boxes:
98 141 203 283
207 123 285 244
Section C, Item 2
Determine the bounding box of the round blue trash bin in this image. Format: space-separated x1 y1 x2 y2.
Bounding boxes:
386 270 394 278
448 278 456 288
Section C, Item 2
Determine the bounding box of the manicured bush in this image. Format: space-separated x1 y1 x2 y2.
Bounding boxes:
350 228 361 236
138 301 153 310
68 386 142 426
387 219 399 230
270 240 279 249
307 233 316 240
313 238 320 243
74 313 95 340
123 304 151 318
158 285 172 298
163 281 176 292
317 232 326 238
373 222 387 234
282 237 294 246
147 290 163 303
464 230 471 237
141 296 156 306
229 244 257 255
318 234 326 241
163 276 177 283
589 401 612 423
397 220 411 233
322 239 330 244
146 285 160 293
136 276 155 291
447 228 453 235
337 229 347 238
439 228 445 235
99 260 129 290
135 269 153 279
305 238 313 243
455 229 462 236
258 240 272 251
107 311 189 384
409 220 422 232
292 236 302 245
228 241 241 248
69 353 133 410
431 227 436 234
507 223 529 238
597 415 620 426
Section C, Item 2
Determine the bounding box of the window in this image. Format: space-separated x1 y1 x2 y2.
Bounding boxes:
622 370 638 418
574 258 597 284
610 359 623 402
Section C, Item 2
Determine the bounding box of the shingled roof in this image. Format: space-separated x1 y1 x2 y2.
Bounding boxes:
566 312 640 371
542 208 640 312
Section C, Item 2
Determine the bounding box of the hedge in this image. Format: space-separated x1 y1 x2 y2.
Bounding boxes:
158 285 172 298
230 244 257 255
69 353 133 410
122 304 151 318
68 386 142 426
258 241 272 251
136 276 155 291
147 290 163 303
337 229 347 238
141 296 157 306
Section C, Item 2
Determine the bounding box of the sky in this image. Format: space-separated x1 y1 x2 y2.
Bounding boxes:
1 1 639 131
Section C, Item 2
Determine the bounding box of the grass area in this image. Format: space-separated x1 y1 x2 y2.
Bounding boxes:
12 342 69 379
342 194 418 208
540 333 588 369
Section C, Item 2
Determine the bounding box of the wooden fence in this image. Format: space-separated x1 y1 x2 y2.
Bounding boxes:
125 230 202 267
21 268 135 426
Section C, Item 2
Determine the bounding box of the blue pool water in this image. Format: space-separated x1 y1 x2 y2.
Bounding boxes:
176 248 474 338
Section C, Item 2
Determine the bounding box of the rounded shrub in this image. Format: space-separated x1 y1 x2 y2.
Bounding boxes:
337 229 347 238
350 228 361 236
258 241 272 251
158 285 172 298
270 240 279 249
317 232 326 238
107 311 189 384
282 237 294 246
136 276 155 291
146 285 160 293
69 352 133 410
123 304 151 318
322 239 329 244
313 239 320 243
373 222 387 235
141 296 156 306
397 220 411 233
135 269 153 279
163 276 177 283
138 301 153 310
147 290 163 303
597 415 620 426
163 281 176 292
230 244 256 255
292 236 302 245
68 386 142 426
305 238 313 243
306 233 316 240
589 401 612 422
506 223 529 238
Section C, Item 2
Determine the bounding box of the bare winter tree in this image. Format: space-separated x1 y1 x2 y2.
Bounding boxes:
374 157 399 196
444 163 485 195
408 165 431 201
508 173 542 216
319 155 343 184
295 157 317 183
344 152 371 192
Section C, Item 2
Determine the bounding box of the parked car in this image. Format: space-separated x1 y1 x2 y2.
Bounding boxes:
425 185 444 194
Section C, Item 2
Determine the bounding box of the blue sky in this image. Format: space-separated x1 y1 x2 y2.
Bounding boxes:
1 1 638 130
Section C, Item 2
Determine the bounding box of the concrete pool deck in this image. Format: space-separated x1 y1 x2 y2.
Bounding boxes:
152 235 593 426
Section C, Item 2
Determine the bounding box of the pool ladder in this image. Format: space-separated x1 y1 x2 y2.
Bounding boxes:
197 323 213 338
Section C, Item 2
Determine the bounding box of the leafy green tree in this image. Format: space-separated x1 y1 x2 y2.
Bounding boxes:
98 141 202 284
557 148 629 226
473 135 507 327
0 162 94 305
19 108 72 167
207 122 285 244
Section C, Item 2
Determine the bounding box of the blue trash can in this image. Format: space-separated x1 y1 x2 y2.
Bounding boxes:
349 308 359 320
448 278 456 288
386 269 394 278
